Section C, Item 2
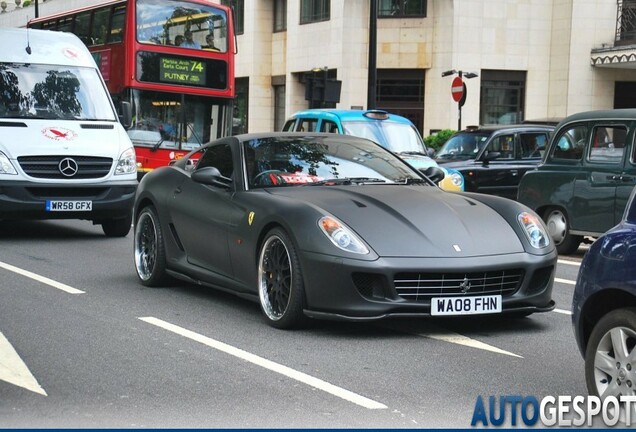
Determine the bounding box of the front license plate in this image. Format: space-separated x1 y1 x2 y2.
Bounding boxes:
431 295 502 316
45 200 93 212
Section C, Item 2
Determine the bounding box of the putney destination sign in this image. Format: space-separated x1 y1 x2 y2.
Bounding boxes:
159 58 206 85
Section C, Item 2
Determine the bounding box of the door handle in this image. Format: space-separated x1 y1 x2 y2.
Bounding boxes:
174 187 182 194
619 175 634 183
606 175 620 181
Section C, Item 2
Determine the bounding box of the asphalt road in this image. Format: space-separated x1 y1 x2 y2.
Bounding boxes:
0 219 590 428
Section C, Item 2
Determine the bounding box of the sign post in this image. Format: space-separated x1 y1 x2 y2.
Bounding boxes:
442 69 478 132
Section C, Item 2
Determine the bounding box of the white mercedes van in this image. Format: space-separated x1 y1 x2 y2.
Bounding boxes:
0 27 137 236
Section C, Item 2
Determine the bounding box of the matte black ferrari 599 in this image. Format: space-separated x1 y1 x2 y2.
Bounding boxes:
133 132 557 328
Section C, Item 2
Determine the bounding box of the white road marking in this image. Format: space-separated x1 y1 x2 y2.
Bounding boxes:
0 332 47 396
139 316 387 410
555 277 575 286
553 308 573 315
416 328 523 358
0 261 84 294
557 259 581 267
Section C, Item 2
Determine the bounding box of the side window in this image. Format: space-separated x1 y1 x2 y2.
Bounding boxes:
298 118 317 132
108 5 126 43
282 120 296 132
320 120 339 133
589 126 626 164
489 134 515 159
551 125 587 161
75 12 92 46
520 133 548 159
196 143 233 178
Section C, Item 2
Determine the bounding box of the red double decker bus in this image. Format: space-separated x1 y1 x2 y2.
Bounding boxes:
29 0 235 177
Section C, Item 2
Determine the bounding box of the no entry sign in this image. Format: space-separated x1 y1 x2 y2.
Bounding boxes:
451 76 464 102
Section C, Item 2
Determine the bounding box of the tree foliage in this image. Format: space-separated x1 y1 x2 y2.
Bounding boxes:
424 129 456 152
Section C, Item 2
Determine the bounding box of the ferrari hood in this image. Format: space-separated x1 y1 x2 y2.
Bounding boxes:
269 185 524 257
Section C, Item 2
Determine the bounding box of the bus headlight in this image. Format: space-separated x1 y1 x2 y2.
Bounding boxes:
115 148 137 175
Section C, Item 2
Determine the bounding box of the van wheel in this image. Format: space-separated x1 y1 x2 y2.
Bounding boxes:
102 213 133 237
544 208 582 255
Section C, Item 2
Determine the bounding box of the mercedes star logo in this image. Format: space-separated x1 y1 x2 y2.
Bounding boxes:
59 158 79 177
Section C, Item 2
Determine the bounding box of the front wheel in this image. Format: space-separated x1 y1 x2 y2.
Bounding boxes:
543 208 582 255
134 206 169 286
257 228 307 329
585 308 636 407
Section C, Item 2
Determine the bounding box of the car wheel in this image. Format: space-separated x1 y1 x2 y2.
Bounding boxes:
585 308 636 401
258 228 307 329
102 213 132 237
134 206 169 286
544 208 582 255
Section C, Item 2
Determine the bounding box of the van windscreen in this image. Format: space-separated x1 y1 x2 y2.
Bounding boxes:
0 63 116 121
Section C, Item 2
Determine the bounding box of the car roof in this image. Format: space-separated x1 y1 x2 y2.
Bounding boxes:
289 109 414 125
558 108 636 124
456 124 555 134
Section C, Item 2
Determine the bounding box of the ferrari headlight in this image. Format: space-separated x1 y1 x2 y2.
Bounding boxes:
0 151 17 175
318 216 369 254
115 147 137 175
518 212 550 249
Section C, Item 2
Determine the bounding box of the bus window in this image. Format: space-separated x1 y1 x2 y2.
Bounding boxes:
91 7 111 45
108 5 126 43
58 16 74 33
75 12 92 45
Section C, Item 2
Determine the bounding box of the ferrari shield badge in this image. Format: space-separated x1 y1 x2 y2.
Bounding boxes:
248 211 255 226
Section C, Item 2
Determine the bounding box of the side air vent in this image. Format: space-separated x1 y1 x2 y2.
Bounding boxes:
0 122 28 128
80 124 115 129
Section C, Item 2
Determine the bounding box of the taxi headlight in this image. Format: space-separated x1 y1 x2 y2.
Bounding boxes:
115 147 137 175
448 171 463 187
518 211 550 249
318 216 369 254
0 151 17 175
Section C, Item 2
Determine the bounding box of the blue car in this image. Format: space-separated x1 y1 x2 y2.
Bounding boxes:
283 109 464 192
572 185 636 400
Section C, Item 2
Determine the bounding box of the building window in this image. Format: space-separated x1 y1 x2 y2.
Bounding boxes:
300 0 330 24
221 0 244 35
272 76 286 131
233 77 249 134
378 0 427 17
376 69 425 135
480 70 526 125
274 0 287 32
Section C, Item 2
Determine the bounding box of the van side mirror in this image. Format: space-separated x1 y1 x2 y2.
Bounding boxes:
119 101 132 129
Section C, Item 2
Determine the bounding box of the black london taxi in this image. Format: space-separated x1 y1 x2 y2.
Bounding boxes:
434 124 554 200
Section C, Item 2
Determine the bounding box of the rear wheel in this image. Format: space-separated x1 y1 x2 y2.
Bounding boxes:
102 212 133 237
134 206 169 286
544 208 582 255
257 228 307 329
585 308 636 407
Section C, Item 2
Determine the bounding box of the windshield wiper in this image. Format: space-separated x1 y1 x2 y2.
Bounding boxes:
398 151 429 157
303 177 388 186
396 177 428 185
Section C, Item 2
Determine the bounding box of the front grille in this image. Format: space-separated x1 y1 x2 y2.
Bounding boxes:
17 155 113 179
26 187 109 199
394 269 524 302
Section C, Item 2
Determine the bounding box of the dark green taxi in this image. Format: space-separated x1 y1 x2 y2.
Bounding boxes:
517 109 636 254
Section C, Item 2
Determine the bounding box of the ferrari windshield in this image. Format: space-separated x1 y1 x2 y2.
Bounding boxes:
342 121 427 154
436 132 492 160
244 136 424 188
0 63 116 120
